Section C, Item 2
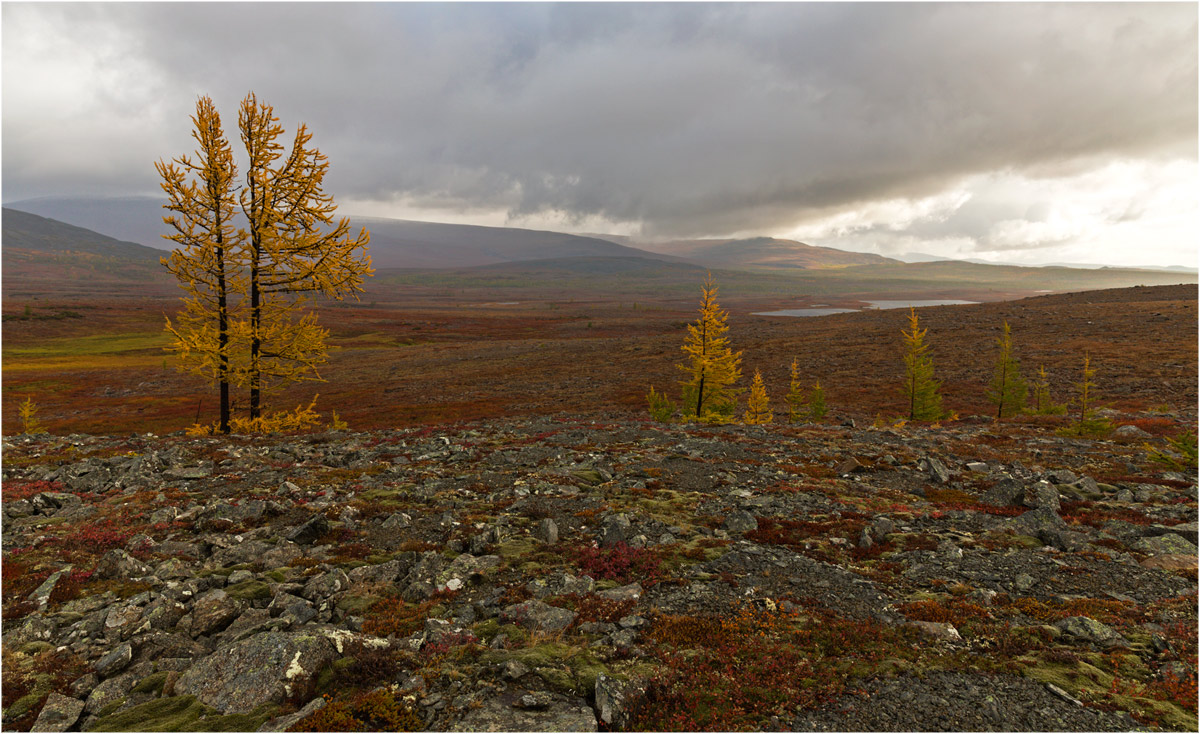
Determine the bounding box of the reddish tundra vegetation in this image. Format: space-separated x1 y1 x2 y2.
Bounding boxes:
3 283 1195 435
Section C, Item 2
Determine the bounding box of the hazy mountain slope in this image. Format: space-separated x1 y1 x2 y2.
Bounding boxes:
5 196 171 250
357 217 682 269
2 208 172 296
611 235 897 269
5 196 683 269
2 207 164 262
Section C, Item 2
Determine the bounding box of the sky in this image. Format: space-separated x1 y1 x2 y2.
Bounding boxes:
2 2 1196 268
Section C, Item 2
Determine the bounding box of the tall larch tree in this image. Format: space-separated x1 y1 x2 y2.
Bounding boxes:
901 307 944 421
237 93 373 419
679 274 742 421
987 320 1027 420
158 96 243 434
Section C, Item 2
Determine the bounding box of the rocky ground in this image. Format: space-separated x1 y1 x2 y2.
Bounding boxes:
2 410 1196 731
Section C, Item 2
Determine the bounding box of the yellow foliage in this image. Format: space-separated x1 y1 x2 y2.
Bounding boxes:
160 93 373 430
18 397 47 434
679 274 742 421
230 396 322 434
743 370 772 424
236 93 374 420
186 395 331 435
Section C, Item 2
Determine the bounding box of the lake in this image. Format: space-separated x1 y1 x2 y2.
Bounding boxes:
754 299 979 318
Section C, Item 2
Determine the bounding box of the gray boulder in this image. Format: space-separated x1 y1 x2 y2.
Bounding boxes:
981 476 1024 507
500 600 578 632
599 514 632 548
94 642 133 679
174 630 339 713
1023 481 1061 512
1054 616 1130 648
30 692 85 732
94 549 153 580
286 514 330 545
723 510 758 534
594 673 646 730
190 589 245 638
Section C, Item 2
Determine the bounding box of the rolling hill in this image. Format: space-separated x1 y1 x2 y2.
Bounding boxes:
601 235 898 269
1 208 173 297
4 196 680 269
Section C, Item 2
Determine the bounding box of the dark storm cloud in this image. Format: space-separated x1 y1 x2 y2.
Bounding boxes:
3 2 1196 238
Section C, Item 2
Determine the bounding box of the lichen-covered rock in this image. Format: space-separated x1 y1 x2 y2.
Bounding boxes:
501 600 578 632
94 549 153 580
174 630 338 713
450 692 597 732
528 572 595 599
594 673 647 730
302 569 350 601
1133 533 1196 556
30 692 85 732
94 642 132 679
189 589 244 637
1054 616 1130 648
723 510 758 534
286 514 330 545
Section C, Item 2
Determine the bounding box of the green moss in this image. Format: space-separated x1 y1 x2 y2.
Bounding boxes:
96 697 129 719
1109 694 1197 731
472 618 501 642
21 516 67 527
335 594 381 615
132 672 168 695
497 538 539 562
358 485 415 505
85 695 276 733
18 641 54 655
264 570 287 583
315 658 357 694
480 643 611 695
86 695 201 729
224 580 272 601
5 685 50 723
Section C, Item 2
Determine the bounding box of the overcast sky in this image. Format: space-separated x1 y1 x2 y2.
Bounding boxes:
3 2 1196 267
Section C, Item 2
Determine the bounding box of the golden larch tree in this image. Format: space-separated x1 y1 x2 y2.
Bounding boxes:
901 307 944 421
679 274 742 421
744 370 772 424
237 93 373 419
158 96 243 434
987 320 1027 420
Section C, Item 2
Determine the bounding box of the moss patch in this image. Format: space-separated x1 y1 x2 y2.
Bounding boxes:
132 672 168 696
84 695 276 732
224 580 272 601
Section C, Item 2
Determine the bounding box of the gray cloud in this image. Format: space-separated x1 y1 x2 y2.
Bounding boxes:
3 2 1196 243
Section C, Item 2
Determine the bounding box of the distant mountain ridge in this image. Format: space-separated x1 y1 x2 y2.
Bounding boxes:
1 207 173 296
7 196 893 271
2 207 163 262
4 196 681 269
601 234 898 269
